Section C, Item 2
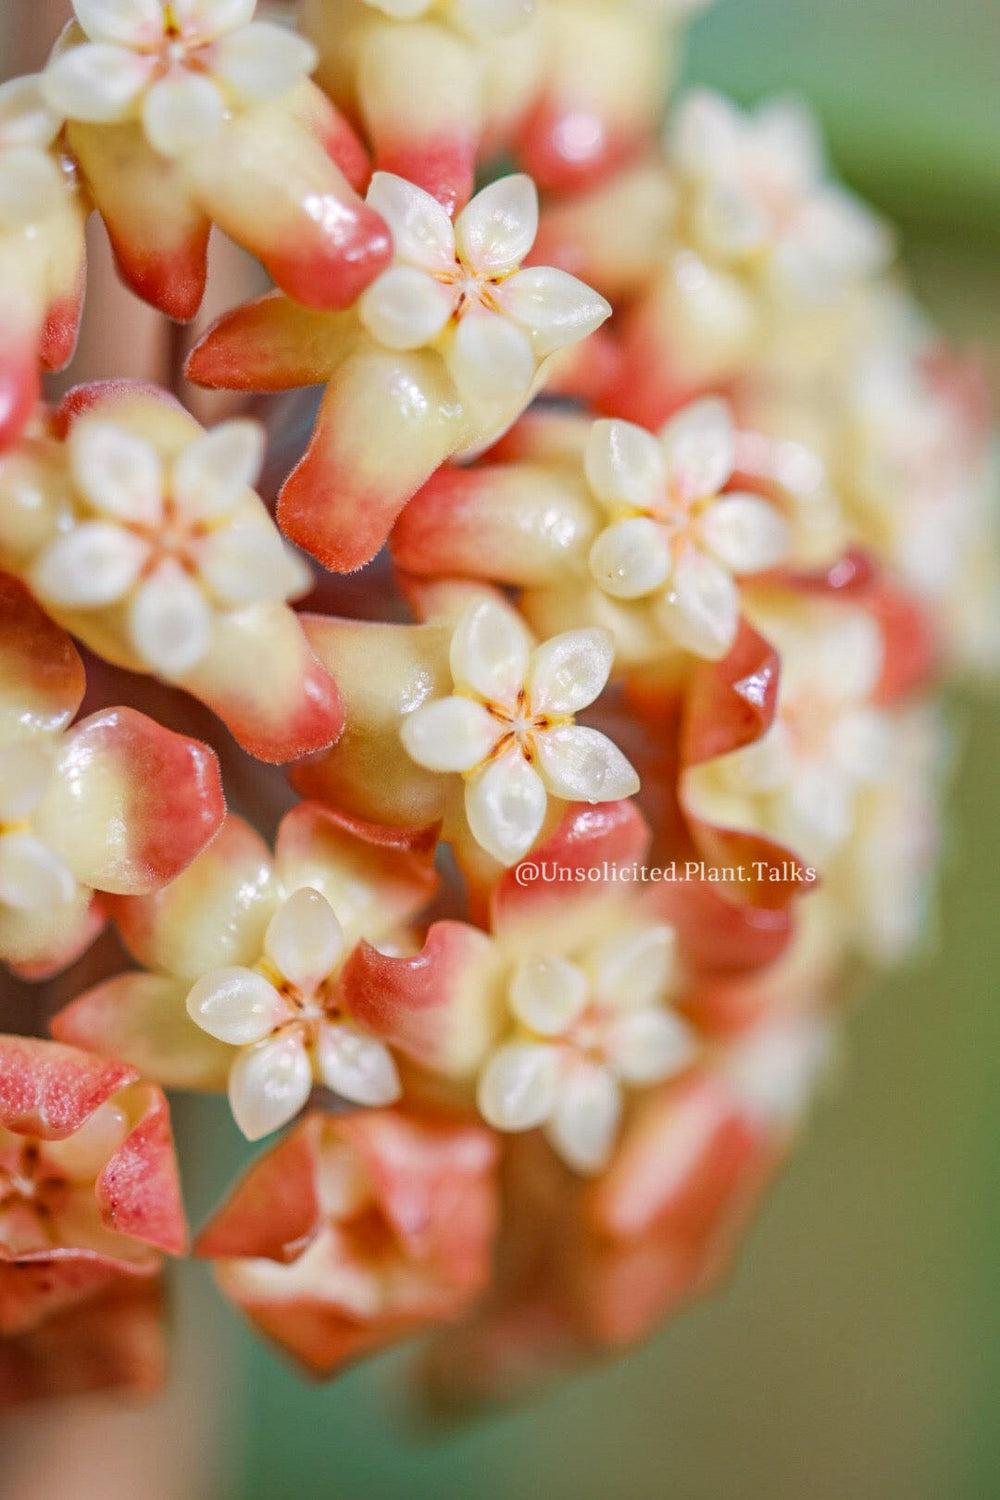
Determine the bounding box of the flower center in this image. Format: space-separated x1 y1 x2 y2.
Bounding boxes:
484 687 559 767
0 1141 65 1220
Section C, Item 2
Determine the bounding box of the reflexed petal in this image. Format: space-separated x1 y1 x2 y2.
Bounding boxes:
449 598 531 706
660 396 735 501
400 696 501 773
172 419 264 518
69 420 163 524
74 0 165 46
32 523 148 608
0 830 76 911
357 265 453 351
128 562 213 677
197 526 303 607
228 1035 313 1141
212 23 318 104
508 954 588 1037
443 310 534 410
605 1009 696 1085
526 627 614 715
465 752 547 866
42 1100 128 1182
587 925 678 1011
315 1022 401 1106
41 43 154 124
171 0 256 37
700 492 790 574
142 70 225 158
0 148 65 228
546 1062 621 1175
493 267 611 359
365 172 455 273
657 546 739 659
535 725 639 804
477 1040 559 1130
0 739 55 823
454 174 538 276
0 75 63 149
186 966 284 1046
584 418 666 512
589 517 672 601
264 887 344 990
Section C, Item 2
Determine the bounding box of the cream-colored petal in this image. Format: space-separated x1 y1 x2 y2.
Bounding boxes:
315 1022 402 1107
32 523 148 608
42 1101 128 1182
196 525 302 608
365 0 429 17
0 148 65 229
477 1040 559 1131
211 22 318 104
74 0 164 44
450 0 537 37
829 707 891 783
546 1062 621 1175
700 491 790 574
465 751 547 866
671 89 740 178
365 171 455 272
660 396 735 502
41 42 154 124
605 1009 696 1085
454 174 538 276
0 75 63 149
264 887 344 990
692 181 770 259
228 1034 313 1141
0 830 76 912
186 966 284 1046
535 725 639 804
0 738 55 823
589 517 672 601
494 267 611 360
400 695 501 773
719 722 793 794
142 69 225 157
587 924 678 1012
128 562 213 678
508 954 588 1037
172 419 264 519
69 420 163 524
784 762 854 854
584 418 666 513
527 627 614 715
657 545 739 659
357 265 453 352
171 0 256 39
449 597 532 706
443 309 535 411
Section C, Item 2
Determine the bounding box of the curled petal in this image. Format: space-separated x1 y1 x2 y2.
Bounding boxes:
186 967 284 1047
444 309 535 411
700 493 790 574
358 265 454 351
454 175 538 276
589 517 672 600
95 1084 187 1255
526 627 614 715
172 419 264 518
494 267 611 360
31 523 148 608
211 23 318 104
265 887 344 991
478 1041 559 1131
401 696 501 773
535 725 639 804
465 751 547 866
509 955 588 1037
658 546 740 660
228 1035 313 1141
585 418 666 512
450 597 532 707
0 575 85 738
142 70 225 159
315 1023 401 1107
0 1035 136 1140
660 397 735 500
365 173 456 274
41 43 154 124
587 925 678 1012
197 524 308 608
69 419 163 524
547 1063 621 1175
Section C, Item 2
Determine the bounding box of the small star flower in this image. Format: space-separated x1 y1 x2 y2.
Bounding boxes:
0 75 66 231
400 598 639 866
42 0 317 160
360 0 536 37
586 400 790 658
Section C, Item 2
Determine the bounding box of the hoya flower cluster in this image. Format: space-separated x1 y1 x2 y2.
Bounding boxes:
0 0 995 1409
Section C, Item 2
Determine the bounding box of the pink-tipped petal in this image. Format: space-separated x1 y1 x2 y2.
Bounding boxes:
0 1035 136 1140
0 574 85 738
185 292 355 391
95 1084 187 1255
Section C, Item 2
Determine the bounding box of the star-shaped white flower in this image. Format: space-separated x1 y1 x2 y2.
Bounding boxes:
0 75 67 231
42 0 317 159
361 0 536 38
0 738 76 914
400 599 639 866
187 886 402 1141
477 925 695 1174
358 172 611 418
31 416 309 679
586 400 790 659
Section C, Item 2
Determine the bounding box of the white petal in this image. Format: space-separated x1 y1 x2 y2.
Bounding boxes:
605 1009 696 1085
527 627 614 715
171 0 256 39
752 98 824 187
444 310 535 411
0 148 64 229
42 1101 128 1182
660 396 735 502
454 174 537 276
196 525 300 608
186 966 284 1046
400 695 501 773
212 22 318 104
69 420 163 524
357 265 453 351
128 562 213 677
142 70 225 157
784 763 853 853
316 1023 401 1107
829 707 891 782
657 546 739 659
814 610 884 703
723 1018 832 1124
73 0 164 46
508 954 588 1036
477 1040 559 1131
450 0 536 37
535 725 639 804
32 523 148 608
671 90 740 178
0 830 76 912
172 419 264 519
494 267 611 360
700 492 790 574
546 1063 621 1175
0 75 63 150
589 517 672 601
449 597 531 706
584 418 666 513
692 181 770 259
228 1035 313 1141
0 739 55 823
365 172 455 272
264 887 344 990
587 924 678 1012
41 43 154 124
465 751 547 866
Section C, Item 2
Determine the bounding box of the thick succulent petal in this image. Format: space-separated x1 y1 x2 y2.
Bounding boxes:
584 417 667 513
0 887 101 976
358 264 454 351
171 418 264 518
588 515 674 603
68 419 163 524
0 73 64 149
315 1023 401 1107
263 887 345 991
443 310 535 412
193 1111 327 1262
211 23 318 105
42 43 154 124
95 1083 188 1254
0 829 76 912
142 70 226 159
493 267 611 361
465 751 547 866
535 725 639 804
526 627 614 715
365 172 456 272
478 1040 559 1132
0 576 85 741
128 563 213 677
73 0 165 46
400 695 502 773
604 1010 697 1086
700 493 790 575
31 523 149 610
454 175 538 277
186 293 356 391
657 546 740 660
587 925 679 1012
449 597 532 706
0 1035 137 1140
660 397 736 501
546 1062 621 1175
508 954 588 1036
187 967 285 1047
228 1034 314 1141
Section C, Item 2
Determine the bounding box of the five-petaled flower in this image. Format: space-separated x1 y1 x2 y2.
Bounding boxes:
0 75 67 231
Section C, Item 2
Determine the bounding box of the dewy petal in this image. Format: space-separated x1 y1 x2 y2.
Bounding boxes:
196 525 302 608
527 627 614 716
0 830 76 912
74 0 165 46
228 1034 313 1141
172 419 264 519
587 925 678 1012
41 43 154 124
128 562 213 678
657 546 739 659
400 696 501 773
454 174 538 276
69 420 163 525
493 267 611 360
264 887 345 991
449 598 532 707
357 266 453 352
211 22 318 105
142 70 225 158
0 739 55 823
465 751 547 866
660 396 736 502
699 492 790 574
535 726 639 804
186 966 285 1046
443 310 535 411
315 1022 402 1107
0 75 64 150
0 148 65 229
605 1009 697 1086
508 954 588 1037
546 1062 621 1175
477 1040 560 1131
584 418 667 513
365 172 455 273
589 517 673 601
32 523 149 608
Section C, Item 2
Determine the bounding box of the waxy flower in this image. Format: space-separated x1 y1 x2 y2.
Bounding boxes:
359 0 536 37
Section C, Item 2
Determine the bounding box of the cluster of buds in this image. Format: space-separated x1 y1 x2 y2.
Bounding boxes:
0 0 995 1410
